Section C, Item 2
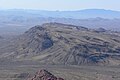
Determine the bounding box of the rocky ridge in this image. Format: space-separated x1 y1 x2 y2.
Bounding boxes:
0 23 120 66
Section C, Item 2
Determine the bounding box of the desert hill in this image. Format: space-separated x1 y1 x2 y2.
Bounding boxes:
0 23 120 66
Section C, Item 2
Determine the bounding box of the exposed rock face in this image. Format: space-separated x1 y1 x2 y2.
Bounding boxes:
29 69 64 80
15 25 54 55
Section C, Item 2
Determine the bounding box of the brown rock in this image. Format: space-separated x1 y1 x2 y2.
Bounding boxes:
28 69 64 80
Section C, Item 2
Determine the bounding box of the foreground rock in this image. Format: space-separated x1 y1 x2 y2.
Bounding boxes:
29 69 64 80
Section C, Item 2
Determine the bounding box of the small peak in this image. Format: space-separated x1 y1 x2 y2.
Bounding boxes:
25 25 45 34
29 69 64 80
33 25 45 31
37 69 53 76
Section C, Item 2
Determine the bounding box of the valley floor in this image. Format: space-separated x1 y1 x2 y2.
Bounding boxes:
0 63 120 80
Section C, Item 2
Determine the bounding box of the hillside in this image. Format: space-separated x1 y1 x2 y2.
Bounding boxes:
0 23 120 66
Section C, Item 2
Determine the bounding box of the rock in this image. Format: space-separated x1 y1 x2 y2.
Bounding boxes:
95 28 107 33
28 69 64 80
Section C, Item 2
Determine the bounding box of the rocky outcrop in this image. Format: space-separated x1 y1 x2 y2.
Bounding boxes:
95 28 107 33
28 69 64 80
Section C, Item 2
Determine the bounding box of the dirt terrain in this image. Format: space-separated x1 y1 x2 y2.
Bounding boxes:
0 63 120 80
0 23 120 80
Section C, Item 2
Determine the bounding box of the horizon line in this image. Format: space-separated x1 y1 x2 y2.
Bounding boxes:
0 8 120 12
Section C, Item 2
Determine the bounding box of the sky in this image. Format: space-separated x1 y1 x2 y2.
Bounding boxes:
0 0 119 11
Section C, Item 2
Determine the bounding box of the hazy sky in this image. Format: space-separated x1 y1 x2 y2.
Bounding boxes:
0 0 119 11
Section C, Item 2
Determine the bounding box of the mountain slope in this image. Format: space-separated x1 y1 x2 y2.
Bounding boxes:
1 23 120 66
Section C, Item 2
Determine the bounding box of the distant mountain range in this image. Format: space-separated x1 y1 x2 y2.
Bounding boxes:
1 9 120 19
0 9 120 35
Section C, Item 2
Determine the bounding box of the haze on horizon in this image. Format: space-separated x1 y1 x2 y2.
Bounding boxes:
0 0 119 11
